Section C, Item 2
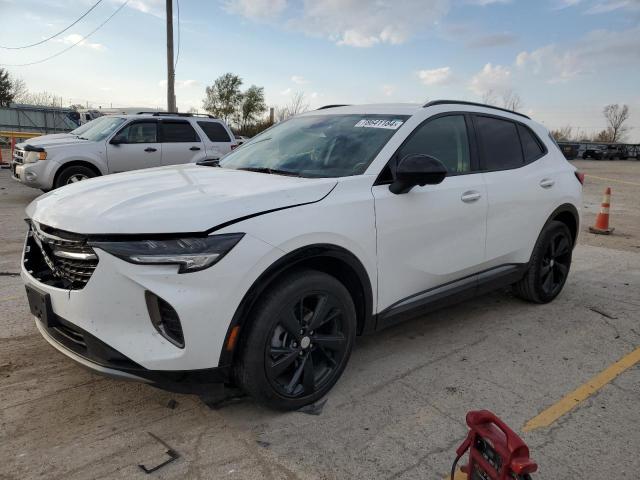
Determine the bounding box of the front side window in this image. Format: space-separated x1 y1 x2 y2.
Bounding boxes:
79 117 126 142
162 121 199 142
220 114 409 178
113 122 158 144
398 115 471 174
475 116 523 170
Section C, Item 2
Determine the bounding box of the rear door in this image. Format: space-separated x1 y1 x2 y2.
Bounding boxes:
195 120 235 159
106 120 161 173
159 120 205 165
476 115 556 267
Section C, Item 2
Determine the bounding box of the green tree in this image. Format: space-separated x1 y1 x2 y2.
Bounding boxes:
0 68 15 107
202 73 243 123
240 85 266 128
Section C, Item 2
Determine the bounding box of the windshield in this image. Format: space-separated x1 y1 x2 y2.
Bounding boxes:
219 114 409 178
70 116 110 136
79 116 126 142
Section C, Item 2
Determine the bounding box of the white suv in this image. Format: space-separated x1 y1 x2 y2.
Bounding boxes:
11 112 236 191
22 101 582 410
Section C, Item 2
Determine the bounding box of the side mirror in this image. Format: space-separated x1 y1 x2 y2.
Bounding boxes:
110 136 124 145
389 154 448 194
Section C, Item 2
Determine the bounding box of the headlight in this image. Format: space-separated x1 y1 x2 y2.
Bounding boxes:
23 150 47 163
90 233 244 273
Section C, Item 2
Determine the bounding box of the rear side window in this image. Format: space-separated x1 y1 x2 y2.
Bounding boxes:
475 116 523 170
197 121 231 142
398 115 471 174
518 124 545 162
161 121 199 142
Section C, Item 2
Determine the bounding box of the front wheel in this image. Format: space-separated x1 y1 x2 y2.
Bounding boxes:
236 270 356 410
513 221 573 303
54 165 97 189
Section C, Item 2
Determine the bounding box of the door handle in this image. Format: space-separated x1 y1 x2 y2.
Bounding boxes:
539 178 555 189
461 191 481 203
189 146 201 151
144 147 157 152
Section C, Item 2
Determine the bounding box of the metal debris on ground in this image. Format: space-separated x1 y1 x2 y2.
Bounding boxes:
138 432 180 474
589 306 618 319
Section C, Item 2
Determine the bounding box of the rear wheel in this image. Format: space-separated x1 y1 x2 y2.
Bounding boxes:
54 165 97 189
236 270 356 410
513 221 573 303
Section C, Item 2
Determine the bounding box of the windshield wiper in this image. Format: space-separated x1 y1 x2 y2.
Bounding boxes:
237 167 301 177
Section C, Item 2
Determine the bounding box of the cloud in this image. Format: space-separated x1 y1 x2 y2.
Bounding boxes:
515 26 640 82
418 67 453 86
223 0 287 20
280 87 292 96
126 0 165 18
585 0 640 14
465 0 511 5
469 63 511 94
382 84 395 96
466 32 517 48
57 33 105 51
225 0 450 47
291 75 308 85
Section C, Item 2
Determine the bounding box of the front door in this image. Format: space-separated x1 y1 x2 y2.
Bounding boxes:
373 114 488 314
106 120 161 173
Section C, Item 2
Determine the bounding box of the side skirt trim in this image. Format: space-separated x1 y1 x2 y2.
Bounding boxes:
375 263 527 331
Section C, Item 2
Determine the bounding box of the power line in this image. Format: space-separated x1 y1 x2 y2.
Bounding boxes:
174 0 181 69
0 0 104 50
0 0 129 67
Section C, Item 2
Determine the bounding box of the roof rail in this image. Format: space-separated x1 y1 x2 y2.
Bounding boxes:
136 111 217 119
317 104 350 110
423 100 530 119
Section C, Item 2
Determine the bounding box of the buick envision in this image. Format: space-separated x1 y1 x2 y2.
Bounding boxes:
22 101 582 409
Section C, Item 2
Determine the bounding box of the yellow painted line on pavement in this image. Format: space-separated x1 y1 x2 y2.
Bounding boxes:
443 468 466 480
0 295 21 303
523 346 640 432
585 174 640 187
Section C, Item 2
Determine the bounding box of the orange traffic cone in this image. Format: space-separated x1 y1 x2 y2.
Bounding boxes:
589 187 614 235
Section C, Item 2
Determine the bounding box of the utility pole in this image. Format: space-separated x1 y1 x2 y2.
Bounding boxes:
166 0 176 112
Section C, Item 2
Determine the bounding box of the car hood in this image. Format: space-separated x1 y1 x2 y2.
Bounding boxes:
17 133 75 147
19 136 90 151
26 165 338 234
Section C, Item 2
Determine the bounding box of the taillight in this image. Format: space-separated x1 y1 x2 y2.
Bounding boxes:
575 171 585 185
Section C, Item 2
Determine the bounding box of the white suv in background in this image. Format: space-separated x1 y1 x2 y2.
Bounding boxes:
22 101 582 410
11 112 236 191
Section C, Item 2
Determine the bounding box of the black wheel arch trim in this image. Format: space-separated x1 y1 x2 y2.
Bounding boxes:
218 243 374 368
543 203 580 247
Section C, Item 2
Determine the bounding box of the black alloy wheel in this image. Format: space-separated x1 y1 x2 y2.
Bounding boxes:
236 270 356 410
513 221 573 304
265 293 348 398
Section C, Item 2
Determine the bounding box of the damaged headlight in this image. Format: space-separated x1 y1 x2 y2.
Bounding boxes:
91 233 244 273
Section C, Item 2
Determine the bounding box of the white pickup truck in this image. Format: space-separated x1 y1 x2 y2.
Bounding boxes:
11 112 237 191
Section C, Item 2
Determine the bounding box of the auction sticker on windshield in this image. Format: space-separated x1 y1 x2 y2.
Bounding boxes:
354 119 404 130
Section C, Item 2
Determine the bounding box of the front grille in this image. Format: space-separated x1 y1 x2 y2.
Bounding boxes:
24 222 98 290
13 149 24 164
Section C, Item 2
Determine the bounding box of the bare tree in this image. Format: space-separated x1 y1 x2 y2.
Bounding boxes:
276 91 310 122
501 89 523 112
11 77 29 103
550 126 574 142
481 89 497 106
602 104 629 143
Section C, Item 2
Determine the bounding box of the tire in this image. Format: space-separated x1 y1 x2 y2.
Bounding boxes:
512 221 573 304
236 270 356 410
54 165 97 189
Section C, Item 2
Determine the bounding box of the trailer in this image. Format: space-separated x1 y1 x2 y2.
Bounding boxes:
0 104 79 135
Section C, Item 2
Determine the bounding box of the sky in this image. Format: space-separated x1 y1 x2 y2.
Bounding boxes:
1 0 639 140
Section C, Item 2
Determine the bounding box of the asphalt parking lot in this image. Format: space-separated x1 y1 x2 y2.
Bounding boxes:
1 160 639 479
